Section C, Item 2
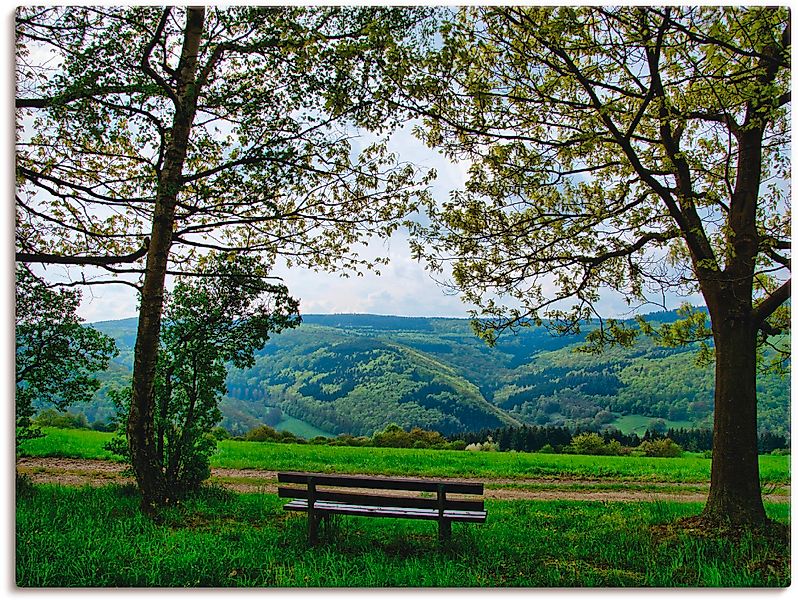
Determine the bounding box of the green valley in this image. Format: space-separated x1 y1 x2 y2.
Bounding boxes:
70 312 789 439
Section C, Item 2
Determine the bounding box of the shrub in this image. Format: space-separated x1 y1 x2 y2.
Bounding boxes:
538 443 556 454
244 424 281 442
33 409 89 430
465 437 499 452
566 432 608 455
210 426 231 440
408 427 448 448
635 438 683 458
91 419 117 432
16 472 35 499
372 423 413 448
448 440 467 451
604 439 624 456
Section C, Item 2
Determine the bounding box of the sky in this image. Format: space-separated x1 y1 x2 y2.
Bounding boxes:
65 123 490 323
64 124 690 325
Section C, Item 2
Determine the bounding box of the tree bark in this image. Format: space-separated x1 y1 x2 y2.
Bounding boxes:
127 7 206 515
698 120 769 526
702 310 767 525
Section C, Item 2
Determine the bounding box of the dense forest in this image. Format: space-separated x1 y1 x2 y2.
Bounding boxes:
58 310 790 440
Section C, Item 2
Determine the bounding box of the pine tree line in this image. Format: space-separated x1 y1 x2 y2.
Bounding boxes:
451 424 788 454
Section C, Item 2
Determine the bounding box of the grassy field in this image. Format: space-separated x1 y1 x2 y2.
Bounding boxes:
19 427 791 484
274 415 331 438
15 428 792 587
15 483 790 587
612 414 696 435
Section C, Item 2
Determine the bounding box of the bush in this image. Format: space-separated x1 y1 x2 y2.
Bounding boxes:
372 423 413 448
16 472 35 499
91 419 117 432
33 409 89 430
244 424 281 442
563 432 626 456
605 439 624 456
465 436 499 452
635 438 683 458
538 443 556 454
171 433 216 496
210 426 231 440
566 432 608 455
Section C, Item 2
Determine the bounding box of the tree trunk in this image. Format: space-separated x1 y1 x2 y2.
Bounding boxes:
127 7 206 515
702 312 767 525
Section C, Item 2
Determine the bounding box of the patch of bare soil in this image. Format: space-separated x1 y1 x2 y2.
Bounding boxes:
15 457 790 504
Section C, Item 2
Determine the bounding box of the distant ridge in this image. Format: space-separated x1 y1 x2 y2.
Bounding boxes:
78 307 788 439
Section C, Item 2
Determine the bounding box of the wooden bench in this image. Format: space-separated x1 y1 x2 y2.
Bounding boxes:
277 471 486 544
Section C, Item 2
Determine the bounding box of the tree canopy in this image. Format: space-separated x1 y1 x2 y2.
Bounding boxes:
16 6 431 277
404 7 789 343
16 5 432 512
398 6 790 526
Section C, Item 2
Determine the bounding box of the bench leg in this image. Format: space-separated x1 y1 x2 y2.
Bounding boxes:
308 512 321 545
438 519 451 543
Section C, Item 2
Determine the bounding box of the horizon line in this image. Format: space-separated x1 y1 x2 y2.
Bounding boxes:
89 306 706 326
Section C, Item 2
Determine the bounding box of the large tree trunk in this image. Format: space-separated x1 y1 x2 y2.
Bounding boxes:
127 7 206 515
702 312 767 525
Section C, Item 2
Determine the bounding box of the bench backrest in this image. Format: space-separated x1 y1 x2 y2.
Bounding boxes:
277 471 484 512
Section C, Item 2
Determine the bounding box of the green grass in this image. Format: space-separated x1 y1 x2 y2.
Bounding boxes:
19 428 791 484
274 416 331 439
613 414 696 435
15 483 789 587
19 428 124 461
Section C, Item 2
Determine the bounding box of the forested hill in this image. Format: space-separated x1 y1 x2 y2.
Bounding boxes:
84 311 790 439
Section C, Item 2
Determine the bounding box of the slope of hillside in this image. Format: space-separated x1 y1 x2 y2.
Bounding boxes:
227 326 520 436
77 312 790 438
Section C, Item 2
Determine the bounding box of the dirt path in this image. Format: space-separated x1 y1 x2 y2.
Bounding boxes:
16 456 790 504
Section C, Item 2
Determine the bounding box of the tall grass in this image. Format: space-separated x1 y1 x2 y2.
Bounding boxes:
16 484 789 587
18 428 123 461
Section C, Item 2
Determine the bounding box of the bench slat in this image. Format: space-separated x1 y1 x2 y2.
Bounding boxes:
284 499 487 523
277 471 483 495
278 486 484 512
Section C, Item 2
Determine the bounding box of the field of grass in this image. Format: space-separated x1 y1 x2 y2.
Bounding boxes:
15 483 789 587
274 415 331 439
613 414 696 435
19 427 791 485
19 428 124 461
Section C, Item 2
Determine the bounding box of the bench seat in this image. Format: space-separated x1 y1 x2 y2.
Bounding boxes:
283 498 487 522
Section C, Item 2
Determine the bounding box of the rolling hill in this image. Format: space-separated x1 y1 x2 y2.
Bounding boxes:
73 311 790 439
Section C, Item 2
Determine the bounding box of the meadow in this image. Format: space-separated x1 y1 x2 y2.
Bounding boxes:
16 482 789 587
16 428 791 587
20 427 791 484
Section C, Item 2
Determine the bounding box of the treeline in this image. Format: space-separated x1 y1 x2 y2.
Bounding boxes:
34 405 790 456
224 422 468 451
452 424 789 455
